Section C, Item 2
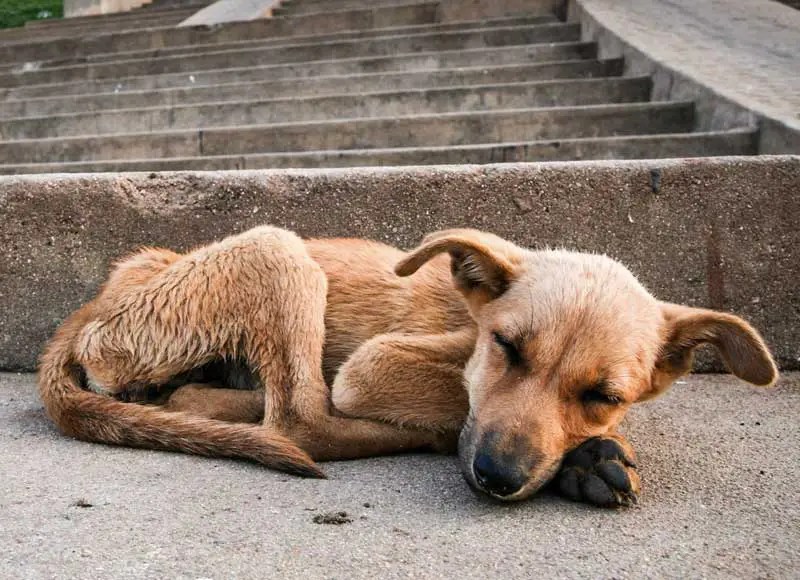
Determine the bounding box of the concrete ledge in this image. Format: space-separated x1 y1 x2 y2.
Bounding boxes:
0 156 798 371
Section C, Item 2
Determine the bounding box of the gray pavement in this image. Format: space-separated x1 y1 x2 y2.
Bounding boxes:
1 371 798 579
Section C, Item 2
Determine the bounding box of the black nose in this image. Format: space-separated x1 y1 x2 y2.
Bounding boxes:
473 453 526 497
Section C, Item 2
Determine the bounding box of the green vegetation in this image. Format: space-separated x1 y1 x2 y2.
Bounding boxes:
0 0 63 29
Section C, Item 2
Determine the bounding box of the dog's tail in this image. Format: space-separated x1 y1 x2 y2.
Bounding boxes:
37 305 324 478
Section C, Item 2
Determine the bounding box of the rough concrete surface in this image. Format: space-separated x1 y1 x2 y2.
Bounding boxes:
0 131 757 176
0 33 588 88
0 59 615 118
1 371 798 578
437 0 559 22
2 43 596 99
1 157 798 371
0 2 440 63
0 78 652 140
0 102 694 164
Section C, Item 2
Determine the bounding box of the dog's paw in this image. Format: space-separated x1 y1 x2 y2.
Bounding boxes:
555 436 640 508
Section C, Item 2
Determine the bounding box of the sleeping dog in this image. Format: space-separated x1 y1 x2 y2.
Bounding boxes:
38 227 777 507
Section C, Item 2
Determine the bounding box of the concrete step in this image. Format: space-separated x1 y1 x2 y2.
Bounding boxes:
0 102 694 164
2 41 598 98
1 23 582 87
0 59 624 118
140 0 214 8
0 130 756 174
0 2 440 62
0 77 651 139
275 0 450 16
276 0 551 16
50 15 558 68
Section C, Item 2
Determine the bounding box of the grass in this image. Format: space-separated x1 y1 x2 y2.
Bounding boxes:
0 0 64 28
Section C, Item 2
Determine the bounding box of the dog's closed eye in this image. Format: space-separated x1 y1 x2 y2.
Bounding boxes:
581 383 623 406
492 332 524 367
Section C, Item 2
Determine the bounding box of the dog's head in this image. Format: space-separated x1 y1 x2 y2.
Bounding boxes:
396 229 778 501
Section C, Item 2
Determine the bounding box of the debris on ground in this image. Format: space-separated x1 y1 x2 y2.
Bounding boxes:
312 511 352 525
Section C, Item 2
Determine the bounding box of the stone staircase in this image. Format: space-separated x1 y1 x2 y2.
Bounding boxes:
0 0 214 43
0 0 758 174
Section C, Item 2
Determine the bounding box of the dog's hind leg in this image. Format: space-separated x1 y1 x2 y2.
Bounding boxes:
78 226 448 463
63 228 329 474
163 384 265 423
256 243 453 459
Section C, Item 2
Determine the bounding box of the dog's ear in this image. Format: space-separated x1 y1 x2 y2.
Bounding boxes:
395 229 523 306
645 303 778 399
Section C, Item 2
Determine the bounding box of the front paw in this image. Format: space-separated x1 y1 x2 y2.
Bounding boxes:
555 436 640 508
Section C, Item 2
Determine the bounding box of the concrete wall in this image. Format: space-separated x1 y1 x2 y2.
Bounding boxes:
65 0 151 17
0 157 797 372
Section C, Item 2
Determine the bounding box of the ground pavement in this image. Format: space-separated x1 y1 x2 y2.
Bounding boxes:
1 371 797 579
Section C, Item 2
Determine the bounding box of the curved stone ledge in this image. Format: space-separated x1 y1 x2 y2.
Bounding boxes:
570 0 800 154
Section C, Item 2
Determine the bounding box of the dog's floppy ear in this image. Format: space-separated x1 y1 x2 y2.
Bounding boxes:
646 303 778 399
395 229 523 306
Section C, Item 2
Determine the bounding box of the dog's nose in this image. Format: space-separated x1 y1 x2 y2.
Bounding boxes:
472 453 526 497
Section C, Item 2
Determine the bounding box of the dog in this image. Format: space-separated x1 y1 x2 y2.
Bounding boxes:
38 227 778 507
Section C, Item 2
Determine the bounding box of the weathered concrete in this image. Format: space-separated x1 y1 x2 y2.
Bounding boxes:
0 157 797 371
178 0 282 27
0 59 619 118
39 14 558 68
438 0 560 21
570 0 800 153
1 23 582 87
0 77 651 139
1 42 598 98
0 2 440 62
0 102 693 164
276 0 429 16
0 130 757 175
1 370 798 578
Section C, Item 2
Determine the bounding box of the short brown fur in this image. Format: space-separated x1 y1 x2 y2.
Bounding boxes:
38 227 778 505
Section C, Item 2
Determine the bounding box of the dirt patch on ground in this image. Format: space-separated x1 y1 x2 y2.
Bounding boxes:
312 511 353 525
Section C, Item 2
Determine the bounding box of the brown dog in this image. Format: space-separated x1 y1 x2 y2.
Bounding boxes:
38 227 778 507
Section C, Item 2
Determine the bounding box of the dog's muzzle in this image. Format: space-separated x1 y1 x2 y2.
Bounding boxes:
458 417 560 501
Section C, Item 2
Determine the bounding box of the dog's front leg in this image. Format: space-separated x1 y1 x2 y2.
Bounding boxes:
553 432 641 508
330 330 475 453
